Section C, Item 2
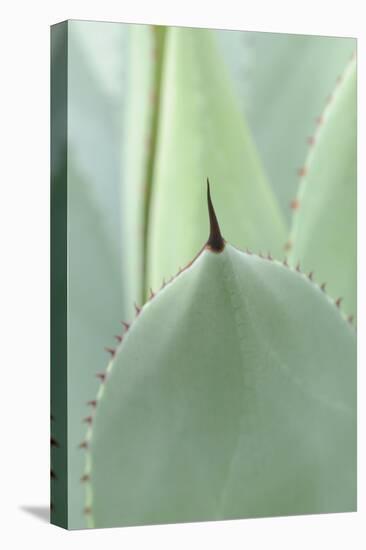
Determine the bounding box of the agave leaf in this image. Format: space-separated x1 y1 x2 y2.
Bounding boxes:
147 27 286 293
217 30 355 218
121 24 155 308
83 188 356 528
66 23 128 527
288 58 356 316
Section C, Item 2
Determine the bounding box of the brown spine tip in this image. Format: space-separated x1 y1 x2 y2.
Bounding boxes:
335 297 343 308
206 179 225 252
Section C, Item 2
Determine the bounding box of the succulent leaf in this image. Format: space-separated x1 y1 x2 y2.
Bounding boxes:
121 24 156 307
66 21 130 526
288 58 356 316
147 27 286 293
84 189 356 528
217 30 355 218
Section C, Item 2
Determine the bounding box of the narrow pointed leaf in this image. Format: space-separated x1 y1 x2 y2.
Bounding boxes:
147 27 286 292
289 59 356 316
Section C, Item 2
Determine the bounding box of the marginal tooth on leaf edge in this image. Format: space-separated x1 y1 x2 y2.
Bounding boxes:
105 347 115 357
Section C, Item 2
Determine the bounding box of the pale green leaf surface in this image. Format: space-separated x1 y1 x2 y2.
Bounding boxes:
289 59 356 316
85 243 356 528
67 23 128 528
121 24 155 307
217 30 355 218
147 27 286 292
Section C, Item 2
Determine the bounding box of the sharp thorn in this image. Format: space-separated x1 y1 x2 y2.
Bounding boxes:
121 321 130 331
336 297 343 308
96 372 106 382
206 179 225 252
87 400 97 408
81 474 90 483
114 334 122 342
320 282 326 291
83 416 93 424
105 347 115 357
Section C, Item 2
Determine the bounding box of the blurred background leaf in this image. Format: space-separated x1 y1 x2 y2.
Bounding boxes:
216 30 355 220
67 20 129 528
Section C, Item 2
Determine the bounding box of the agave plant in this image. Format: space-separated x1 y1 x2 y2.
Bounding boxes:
51 21 356 528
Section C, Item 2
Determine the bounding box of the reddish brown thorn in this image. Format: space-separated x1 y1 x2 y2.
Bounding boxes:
51 437 59 447
290 198 300 210
206 179 225 252
51 470 57 480
284 240 292 252
297 167 307 178
105 347 115 357
134 303 141 316
308 272 314 281
336 297 343 308
149 288 155 299
348 315 354 324
87 400 97 408
96 372 106 382
81 474 90 483
296 262 301 272
121 321 130 331
316 115 324 126
283 257 289 267
83 416 93 425
84 507 92 516
79 441 88 449
267 252 273 260
320 282 326 292
307 136 315 146
114 334 122 343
